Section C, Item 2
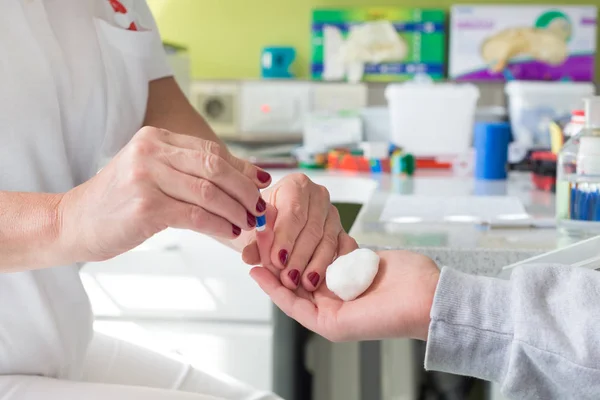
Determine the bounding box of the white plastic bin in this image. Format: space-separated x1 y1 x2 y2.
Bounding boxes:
505 81 596 149
385 82 480 156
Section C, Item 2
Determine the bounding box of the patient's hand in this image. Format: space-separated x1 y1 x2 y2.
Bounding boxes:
241 174 359 292
250 250 440 342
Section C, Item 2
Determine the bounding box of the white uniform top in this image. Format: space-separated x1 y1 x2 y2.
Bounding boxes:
0 0 171 378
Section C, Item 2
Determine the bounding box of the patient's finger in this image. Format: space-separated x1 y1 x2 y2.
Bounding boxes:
250 267 318 331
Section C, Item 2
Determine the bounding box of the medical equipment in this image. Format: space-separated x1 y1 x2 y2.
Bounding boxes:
256 215 267 232
556 97 600 232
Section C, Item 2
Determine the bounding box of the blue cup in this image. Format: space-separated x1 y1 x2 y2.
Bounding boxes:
474 122 512 180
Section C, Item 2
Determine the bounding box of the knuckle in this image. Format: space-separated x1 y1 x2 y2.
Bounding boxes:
330 205 341 220
204 140 222 156
197 180 217 203
136 126 160 139
188 206 206 229
126 165 150 184
292 173 311 187
304 222 324 241
203 153 223 177
128 138 155 159
317 185 330 202
322 231 338 248
131 196 154 219
288 203 308 226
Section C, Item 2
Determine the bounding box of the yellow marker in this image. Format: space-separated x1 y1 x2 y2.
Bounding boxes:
549 121 564 154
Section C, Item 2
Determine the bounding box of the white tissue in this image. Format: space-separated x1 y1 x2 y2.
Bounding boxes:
341 21 408 65
326 248 380 301
322 26 346 81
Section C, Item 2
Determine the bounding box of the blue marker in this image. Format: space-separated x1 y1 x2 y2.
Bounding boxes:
256 214 267 232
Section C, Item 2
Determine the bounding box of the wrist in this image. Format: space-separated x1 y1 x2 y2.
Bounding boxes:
54 189 88 264
415 268 441 341
24 192 74 268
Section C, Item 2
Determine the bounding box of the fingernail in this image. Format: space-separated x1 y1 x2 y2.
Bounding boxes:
257 170 271 184
288 269 300 286
232 225 241 236
247 212 256 228
279 249 289 266
256 198 266 213
307 272 320 288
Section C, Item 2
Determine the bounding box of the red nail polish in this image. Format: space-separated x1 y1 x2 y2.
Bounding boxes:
232 225 241 236
279 249 289 266
256 198 266 213
288 269 300 286
247 212 256 228
307 272 320 288
257 170 271 184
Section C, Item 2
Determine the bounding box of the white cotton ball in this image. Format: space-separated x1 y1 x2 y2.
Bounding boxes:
326 248 380 301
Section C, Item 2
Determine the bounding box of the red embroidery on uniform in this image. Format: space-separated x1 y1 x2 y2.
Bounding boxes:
107 0 138 31
108 0 127 14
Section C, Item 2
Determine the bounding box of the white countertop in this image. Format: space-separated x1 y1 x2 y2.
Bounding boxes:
268 169 591 276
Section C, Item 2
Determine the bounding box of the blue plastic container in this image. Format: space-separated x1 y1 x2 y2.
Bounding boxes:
474 122 512 180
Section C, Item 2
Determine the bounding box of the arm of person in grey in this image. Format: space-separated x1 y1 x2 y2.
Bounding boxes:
426 265 600 399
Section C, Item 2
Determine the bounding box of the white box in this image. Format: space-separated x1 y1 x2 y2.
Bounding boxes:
240 81 312 137
385 82 480 157
450 5 597 81
505 81 595 149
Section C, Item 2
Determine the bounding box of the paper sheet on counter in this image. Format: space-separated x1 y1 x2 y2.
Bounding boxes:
379 195 528 224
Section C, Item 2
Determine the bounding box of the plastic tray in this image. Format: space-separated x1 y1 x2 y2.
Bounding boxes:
499 235 600 279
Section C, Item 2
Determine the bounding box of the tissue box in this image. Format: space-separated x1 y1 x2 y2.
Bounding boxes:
311 8 446 82
449 5 598 82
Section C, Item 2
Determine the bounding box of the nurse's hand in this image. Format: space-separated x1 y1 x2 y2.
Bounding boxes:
250 250 440 342
58 126 271 261
241 173 359 290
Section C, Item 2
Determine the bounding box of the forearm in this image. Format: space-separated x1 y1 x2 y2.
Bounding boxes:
426 265 600 399
0 191 71 271
143 77 224 146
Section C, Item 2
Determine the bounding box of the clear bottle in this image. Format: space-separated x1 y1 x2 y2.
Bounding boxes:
556 97 600 233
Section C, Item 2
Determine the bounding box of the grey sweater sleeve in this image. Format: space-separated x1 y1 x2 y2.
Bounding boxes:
425 265 600 400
